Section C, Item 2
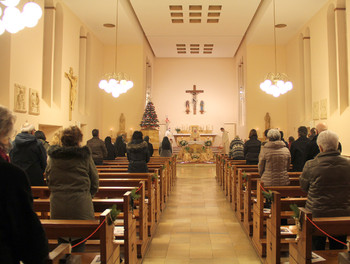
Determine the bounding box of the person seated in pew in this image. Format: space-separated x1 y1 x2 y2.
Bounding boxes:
46 126 99 252
258 129 291 186
300 130 350 250
0 105 49 264
127 131 150 172
244 129 261 165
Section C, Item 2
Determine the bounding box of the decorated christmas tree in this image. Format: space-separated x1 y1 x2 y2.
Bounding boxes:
140 101 160 129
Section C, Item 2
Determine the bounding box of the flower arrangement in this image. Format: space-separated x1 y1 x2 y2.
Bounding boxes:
175 128 181 133
179 140 188 146
205 140 212 146
192 154 200 159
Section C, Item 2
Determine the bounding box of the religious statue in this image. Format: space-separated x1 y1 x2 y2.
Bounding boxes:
165 115 170 130
14 84 26 113
185 100 190 114
200 100 204 114
65 67 78 121
118 113 126 135
29 88 40 115
264 112 271 130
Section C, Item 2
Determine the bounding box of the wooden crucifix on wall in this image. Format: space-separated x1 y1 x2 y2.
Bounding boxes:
186 85 204 115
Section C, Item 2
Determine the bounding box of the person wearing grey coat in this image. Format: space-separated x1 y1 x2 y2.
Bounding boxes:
300 130 350 250
258 129 291 187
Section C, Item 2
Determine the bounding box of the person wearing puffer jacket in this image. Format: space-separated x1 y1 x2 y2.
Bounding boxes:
258 129 290 186
300 130 350 250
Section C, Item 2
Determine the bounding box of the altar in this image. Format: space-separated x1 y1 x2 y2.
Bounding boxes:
174 134 217 145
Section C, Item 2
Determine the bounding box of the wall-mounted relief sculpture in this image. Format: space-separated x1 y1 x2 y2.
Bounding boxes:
29 88 40 115
14 83 26 113
312 101 319 120
320 99 327 119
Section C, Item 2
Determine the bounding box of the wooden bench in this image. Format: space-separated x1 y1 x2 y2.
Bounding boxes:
251 180 306 259
243 172 301 236
33 191 138 263
289 208 350 264
43 209 120 264
33 184 149 259
96 172 160 230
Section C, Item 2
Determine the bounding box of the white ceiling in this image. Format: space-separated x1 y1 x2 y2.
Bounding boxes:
61 0 329 58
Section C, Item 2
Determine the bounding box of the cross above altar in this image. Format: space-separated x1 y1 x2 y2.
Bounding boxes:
186 85 204 115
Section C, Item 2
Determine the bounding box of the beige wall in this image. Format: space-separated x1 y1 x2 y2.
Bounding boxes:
0 0 153 144
152 58 238 145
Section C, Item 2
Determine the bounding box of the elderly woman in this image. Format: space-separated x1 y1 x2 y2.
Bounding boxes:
0 105 48 263
258 129 291 186
46 126 99 252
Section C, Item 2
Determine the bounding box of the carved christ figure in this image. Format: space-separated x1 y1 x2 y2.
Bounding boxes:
186 85 204 115
65 67 78 121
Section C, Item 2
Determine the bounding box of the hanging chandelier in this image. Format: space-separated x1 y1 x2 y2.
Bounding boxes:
98 0 133 98
259 0 292 97
0 0 42 35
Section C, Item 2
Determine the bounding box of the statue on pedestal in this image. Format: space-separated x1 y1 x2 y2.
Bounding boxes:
264 112 271 130
118 113 126 136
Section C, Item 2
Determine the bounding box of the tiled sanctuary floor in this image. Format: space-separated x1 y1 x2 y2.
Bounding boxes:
143 164 261 264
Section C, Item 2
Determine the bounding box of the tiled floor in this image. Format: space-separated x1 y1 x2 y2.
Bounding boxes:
143 164 261 264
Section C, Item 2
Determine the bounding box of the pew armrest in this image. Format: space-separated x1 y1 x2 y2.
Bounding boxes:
47 243 71 264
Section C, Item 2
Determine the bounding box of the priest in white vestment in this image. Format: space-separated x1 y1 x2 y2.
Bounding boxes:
220 127 230 154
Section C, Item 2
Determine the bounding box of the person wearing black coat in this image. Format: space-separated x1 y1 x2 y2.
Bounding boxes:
104 136 116 160
10 123 47 186
290 126 310 171
0 105 48 264
244 129 261 165
114 135 127 157
126 131 150 172
144 136 154 157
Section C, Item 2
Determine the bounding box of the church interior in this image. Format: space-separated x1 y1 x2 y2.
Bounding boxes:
2 0 350 263
2 0 348 153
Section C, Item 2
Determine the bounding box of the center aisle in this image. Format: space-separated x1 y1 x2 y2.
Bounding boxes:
143 164 261 264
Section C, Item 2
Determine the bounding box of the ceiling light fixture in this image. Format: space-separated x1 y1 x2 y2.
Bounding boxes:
98 0 133 98
259 0 292 97
0 0 42 35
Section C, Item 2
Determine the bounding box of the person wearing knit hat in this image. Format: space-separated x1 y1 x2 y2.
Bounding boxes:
20 122 35 133
10 122 47 186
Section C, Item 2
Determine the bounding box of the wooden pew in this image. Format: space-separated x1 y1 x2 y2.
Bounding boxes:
33 184 149 259
251 180 307 259
46 244 71 264
97 167 166 210
289 207 350 264
243 172 301 236
42 209 120 264
97 172 160 231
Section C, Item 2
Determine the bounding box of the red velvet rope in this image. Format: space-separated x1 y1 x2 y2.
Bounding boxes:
306 215 348 246
71 218 106 248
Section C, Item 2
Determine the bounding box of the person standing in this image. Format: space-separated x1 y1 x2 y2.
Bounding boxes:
0 106 49 263
144 135 154 157
244 129 261 165
300 130 350 250
86 129 107 165
10 122 47 186
46 126 99 252
258 129 291 186
127 131 150 172
35 130 50 151
104 136 116 160
159 136 172 157
220 127 229 155
229 136 244 160
114 135 127 157
290 126 309 171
